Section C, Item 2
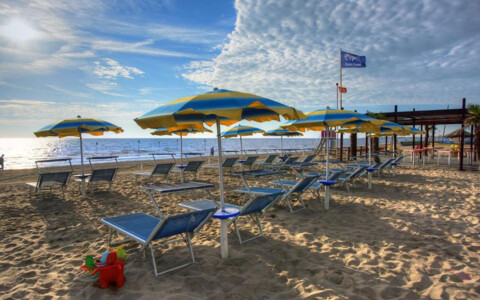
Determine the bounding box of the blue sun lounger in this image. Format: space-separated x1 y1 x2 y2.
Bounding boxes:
101 208 215 276
236 174 319 213
179 192 283 244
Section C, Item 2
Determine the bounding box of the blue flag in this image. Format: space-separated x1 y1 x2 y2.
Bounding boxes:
341 51 366 68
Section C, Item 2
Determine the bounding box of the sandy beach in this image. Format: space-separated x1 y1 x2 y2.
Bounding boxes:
0 159 478 299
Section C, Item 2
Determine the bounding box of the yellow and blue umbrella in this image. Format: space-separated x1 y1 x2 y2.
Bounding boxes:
34 116 124 198
263 127 303 155
282 108 383 209
221 124 264 159
134 88 305 259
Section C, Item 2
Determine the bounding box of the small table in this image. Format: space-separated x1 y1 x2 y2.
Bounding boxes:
366 168 378 190
213 207 240 219
317 180 338 210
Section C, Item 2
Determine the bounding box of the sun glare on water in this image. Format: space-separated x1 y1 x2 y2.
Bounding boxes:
1 19 39 41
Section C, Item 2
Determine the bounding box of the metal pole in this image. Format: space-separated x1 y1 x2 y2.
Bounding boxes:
336 83 339 109
180 134 184 182
216 117 228 259
339 49 343 111
325 125 330 210
459 98 466 171
79 132 86 198
394 105 398 156
412 109 416 150
280 136 284 156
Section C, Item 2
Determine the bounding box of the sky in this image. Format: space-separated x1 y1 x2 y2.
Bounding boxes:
0 0 479 138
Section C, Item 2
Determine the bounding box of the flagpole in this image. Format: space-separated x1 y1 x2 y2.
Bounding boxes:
336 82 339 109
339 48 343 110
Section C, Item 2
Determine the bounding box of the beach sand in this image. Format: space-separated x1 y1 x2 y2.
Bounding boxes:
0 161 478 299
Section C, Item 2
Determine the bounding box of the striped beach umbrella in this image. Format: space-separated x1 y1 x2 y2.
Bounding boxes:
134 88 305 259
34 116 124 198
263 127 303 155
282 108 382 209
221 124 264 159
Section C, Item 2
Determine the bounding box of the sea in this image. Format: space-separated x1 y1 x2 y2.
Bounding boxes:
0 137 332 170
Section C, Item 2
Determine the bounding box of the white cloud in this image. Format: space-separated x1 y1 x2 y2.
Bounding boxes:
91 39 199 58
0 99 55 105
46 85 89 98
182 0 480 109
93 58 144 80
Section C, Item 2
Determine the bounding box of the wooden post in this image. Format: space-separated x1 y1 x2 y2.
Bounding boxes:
412 108 416 149
470 124 474 165
459 98 466 171
351 133 357 157
424 125 429 157
394 105 398 153
432 125 435 148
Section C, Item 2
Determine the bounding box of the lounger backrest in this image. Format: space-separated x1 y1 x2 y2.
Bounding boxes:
154 209 215 240
290 175 318 194
279 155 290 162
350 166 368 178
184 160 204 172
380 158 394 168
327 171 345 181
91 168 117 182
240 192 283 216
243 156 258 166
285 157 299 164
152 163 175 176
38 172 71 187
394 156 405 163
303 155 316 163
264 155 277 164
222 157 238 168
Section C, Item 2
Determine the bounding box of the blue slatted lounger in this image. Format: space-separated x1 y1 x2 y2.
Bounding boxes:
101 208 215 276
180 192 283 244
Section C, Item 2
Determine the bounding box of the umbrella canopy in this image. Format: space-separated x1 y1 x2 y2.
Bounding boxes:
34 116 124 198
282 109 382 132
445 128 471 138
264 127 303 155
134 88 305 259
135 88 305 130
35 117 123 137
221 124 264 159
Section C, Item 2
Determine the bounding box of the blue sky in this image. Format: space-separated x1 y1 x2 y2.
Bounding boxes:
0 0 478 138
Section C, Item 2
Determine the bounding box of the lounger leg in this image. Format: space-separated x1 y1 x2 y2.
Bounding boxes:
255 214 264 237
233 220 243 245
150 244 159 277
62 186 66 200
107 228 113 246
109 181 112 192
186 234 195 263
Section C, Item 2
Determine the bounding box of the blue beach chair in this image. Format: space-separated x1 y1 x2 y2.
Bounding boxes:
180 192 284 244
235 174 319 213
101 208 215 276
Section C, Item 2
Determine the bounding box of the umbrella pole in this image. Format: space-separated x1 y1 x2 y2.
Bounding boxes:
240 136 244 172
180 134 184 183
325 125 330 210
216 117 228 259
368 133 373 189
281 136 284 156
79 132 86 198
